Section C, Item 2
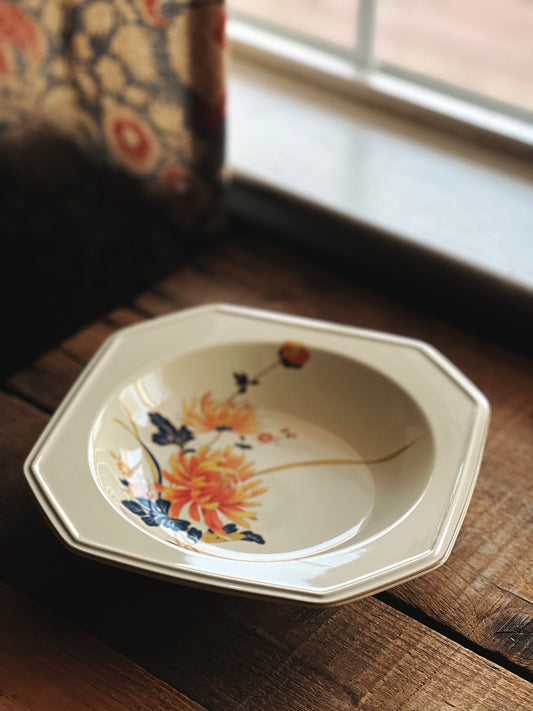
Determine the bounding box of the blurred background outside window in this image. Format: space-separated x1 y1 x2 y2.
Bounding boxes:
231 0 533 118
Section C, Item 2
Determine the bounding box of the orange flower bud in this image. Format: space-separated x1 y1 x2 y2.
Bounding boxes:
279 342 310 368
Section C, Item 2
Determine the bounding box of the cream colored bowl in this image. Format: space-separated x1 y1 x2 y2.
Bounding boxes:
25 304 489 605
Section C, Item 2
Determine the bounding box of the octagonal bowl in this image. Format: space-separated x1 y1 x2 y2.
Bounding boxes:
24 304 489 605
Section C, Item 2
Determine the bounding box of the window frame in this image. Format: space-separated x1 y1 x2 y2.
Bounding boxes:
228 4 533 157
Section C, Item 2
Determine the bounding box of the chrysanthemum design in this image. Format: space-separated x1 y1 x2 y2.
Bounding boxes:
182 392 259 435
113 342 311 546
156 446 267 534
112 340 417 549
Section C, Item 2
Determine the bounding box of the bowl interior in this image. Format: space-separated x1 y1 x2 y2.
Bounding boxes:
91 341 434 561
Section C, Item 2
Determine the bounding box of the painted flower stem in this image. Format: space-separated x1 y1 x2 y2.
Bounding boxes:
113 418 163 486
225 360 280 402
253 439 421 477
205 430 223 449
252 359 281 382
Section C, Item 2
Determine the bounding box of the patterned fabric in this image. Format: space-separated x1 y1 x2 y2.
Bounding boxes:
0 1 226 379
0 0 226 229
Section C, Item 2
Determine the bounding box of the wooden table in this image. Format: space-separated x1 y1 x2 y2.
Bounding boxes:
1 226 532 709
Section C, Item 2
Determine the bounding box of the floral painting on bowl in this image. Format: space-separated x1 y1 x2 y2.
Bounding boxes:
25 305 489 604
109 341 419 550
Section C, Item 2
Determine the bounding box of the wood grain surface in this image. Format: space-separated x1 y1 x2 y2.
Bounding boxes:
2 229 532 709
0 582 206 711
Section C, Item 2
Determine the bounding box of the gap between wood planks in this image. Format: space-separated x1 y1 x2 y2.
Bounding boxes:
2 297 532 683
377 591 532 683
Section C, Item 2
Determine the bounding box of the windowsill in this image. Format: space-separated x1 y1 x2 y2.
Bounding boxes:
227 56 533 304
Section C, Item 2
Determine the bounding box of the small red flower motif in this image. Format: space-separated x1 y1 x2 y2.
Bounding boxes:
279 342 310 368
104 107 160 173
258 432 274 443
112 118 150 162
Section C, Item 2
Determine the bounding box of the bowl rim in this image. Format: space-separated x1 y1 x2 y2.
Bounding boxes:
24 303 490 605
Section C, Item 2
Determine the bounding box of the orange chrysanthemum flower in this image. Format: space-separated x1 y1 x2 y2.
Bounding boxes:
182 392 259 435
157 446 267 534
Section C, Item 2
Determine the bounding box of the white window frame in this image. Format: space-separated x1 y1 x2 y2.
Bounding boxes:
226 3 533 299
228 2 533 156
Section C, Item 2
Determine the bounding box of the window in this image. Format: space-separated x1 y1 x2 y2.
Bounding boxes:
227 1 533 298
230 0 533 145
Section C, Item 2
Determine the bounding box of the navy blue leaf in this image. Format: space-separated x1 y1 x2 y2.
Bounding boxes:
149 413 194 447
233 372 249 394
122 500 148 516
235 443 252 449
188 527 202 541
155 498 171 516
174 425 195 447
138 497 159 513
241 531 265 544
222 523 238 534
120 479 129 486
123 498 193 533
164 519 190 532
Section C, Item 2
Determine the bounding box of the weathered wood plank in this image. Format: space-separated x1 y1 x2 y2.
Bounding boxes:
106 306 147 329
217 597 533 711
0 581 205 711
4 308 144 408
134 289 181 317
2 233 532 676
5 349 83 413
0 393 531 711
61 320 116 363
61 308 144 361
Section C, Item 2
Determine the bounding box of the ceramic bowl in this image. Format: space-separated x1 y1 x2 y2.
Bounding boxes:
24 304 489 605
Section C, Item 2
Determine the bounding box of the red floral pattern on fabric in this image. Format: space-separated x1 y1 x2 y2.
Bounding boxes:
0 0 226 230
113 119 150 162
104 107 160 173
0 1 43 76
140 0 168 28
